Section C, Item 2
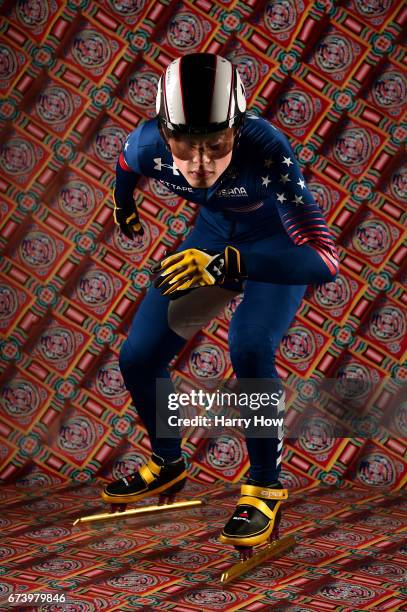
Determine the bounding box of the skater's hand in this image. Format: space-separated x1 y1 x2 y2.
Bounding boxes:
152 246 245 297
152 248 215 296
113 198 144 239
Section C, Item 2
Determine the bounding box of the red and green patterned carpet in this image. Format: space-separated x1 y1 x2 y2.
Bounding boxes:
0 478 406 609
0 0 406 609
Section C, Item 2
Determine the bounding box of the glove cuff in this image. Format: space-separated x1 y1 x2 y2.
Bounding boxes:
206 246 247 284
224 245 247 281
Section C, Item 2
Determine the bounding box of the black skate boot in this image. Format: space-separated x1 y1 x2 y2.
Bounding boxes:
219 479 288 559
101 453 187 510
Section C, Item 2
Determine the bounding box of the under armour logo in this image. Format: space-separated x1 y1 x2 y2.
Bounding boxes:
154 158 180 175
212 258 224 277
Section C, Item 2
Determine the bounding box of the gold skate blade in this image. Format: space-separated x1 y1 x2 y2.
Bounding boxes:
73 499 202 526
220 534 296 584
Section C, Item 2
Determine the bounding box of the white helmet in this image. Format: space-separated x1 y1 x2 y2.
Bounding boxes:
156 53 246 135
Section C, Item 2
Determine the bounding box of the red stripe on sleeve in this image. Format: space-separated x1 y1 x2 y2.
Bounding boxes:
309 244 340 275
119 152 133 172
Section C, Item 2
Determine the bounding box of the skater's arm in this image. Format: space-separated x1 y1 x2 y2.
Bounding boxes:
113 128 144 238
239 242 338 285
273 131 339 277
239 125 339 285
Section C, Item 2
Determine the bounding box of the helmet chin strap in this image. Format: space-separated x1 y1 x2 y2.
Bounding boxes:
158 124 171 152
233 123 243 148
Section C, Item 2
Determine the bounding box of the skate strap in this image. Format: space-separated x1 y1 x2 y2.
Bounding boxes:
241 484 288 500
139 458 162 485
238 496 280 520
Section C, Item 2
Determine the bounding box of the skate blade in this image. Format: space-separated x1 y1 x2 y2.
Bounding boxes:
73 499 202 526
220 534 296 584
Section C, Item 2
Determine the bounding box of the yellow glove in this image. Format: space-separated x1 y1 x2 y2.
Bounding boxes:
153 246 245 297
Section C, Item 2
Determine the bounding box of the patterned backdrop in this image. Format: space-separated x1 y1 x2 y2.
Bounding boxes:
0 0 405 498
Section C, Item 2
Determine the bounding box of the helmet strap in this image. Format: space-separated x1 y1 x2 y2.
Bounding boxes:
158 123 171 152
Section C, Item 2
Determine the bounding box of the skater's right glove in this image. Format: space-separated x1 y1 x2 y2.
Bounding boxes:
152 246 247 297
113 195 144 239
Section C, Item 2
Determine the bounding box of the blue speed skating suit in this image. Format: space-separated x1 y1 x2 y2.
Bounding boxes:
114 113 339 483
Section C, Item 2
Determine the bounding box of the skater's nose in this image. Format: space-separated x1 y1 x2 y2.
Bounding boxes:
191 146 211 164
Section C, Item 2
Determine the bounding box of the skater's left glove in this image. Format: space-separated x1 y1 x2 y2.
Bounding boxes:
153 246 247 297
113 196 143 239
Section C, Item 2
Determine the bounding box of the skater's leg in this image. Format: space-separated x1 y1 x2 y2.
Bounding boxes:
120 284 241 460
221 261 305 549
119 284 187 461
104 283 240 504
228 244 307 483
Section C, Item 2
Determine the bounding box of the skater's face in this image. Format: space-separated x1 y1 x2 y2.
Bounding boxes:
164 127 235 188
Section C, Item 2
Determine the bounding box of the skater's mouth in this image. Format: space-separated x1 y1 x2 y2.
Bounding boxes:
189 170 213 177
